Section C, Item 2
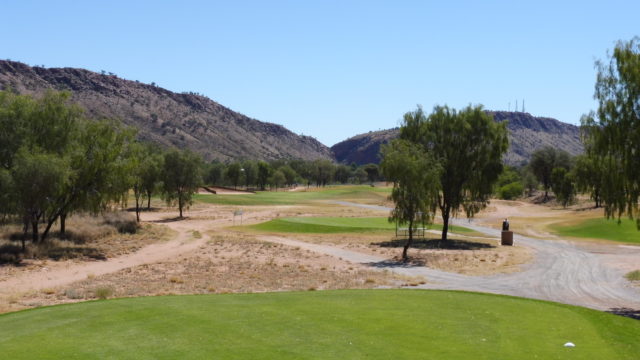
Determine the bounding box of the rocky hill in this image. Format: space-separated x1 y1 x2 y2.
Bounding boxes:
0 60 332 162
331 111 584 166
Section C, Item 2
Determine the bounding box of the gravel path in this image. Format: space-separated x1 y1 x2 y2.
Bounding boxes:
283 201 640 311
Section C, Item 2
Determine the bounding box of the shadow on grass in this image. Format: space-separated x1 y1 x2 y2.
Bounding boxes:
607 307 640 321
372 238 495 250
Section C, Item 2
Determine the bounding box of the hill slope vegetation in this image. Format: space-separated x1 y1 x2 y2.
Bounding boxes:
0 60 332 162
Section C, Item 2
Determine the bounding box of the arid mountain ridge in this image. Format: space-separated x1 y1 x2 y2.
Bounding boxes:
331 111 584 166
0 60 583 165
0 60 332 162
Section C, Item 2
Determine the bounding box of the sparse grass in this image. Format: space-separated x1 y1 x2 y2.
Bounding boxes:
63 288 83 300
247 216 475 234
0 290 639 359
194 185 391 206
626 270 640 281
30 233 395 305
552 217 640 244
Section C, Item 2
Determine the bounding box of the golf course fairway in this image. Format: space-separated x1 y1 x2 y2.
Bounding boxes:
248 216 475 234
1 290 638 359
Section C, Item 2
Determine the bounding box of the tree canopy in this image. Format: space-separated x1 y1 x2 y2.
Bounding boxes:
399 105 508 240
380 139 440 261
581 37 640 224
162 150 203 218
529 146 571 201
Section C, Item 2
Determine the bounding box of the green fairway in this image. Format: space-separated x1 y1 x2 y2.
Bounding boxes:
248 216 475 234
194 185 390 206
0 290 638 359
552 217 640 244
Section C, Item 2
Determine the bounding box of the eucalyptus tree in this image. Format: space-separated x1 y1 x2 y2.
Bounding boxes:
581 37 640 224
572 154 605 208
0 169 12 222
334 164 351 184
140 150 164 210
278 165 297 186
257 161 271 190
242 160 258 189
130 144 163 222
551 167 575 208
40 119 136 241
380 139 440 261
0 90 82 170
529 146 572 201
11 151 69 246
225 162 242 189
269 170 286 191
162 150 203 218
400 105 508 241
205 161 225 186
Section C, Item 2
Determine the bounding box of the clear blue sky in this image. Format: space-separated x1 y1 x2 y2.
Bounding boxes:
2 1 638 146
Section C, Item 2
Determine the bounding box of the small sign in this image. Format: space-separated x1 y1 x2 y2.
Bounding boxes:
233 209 244 225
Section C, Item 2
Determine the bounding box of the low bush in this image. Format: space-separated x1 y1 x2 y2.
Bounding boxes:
0 243 22 264
103 211 138 234
498 182 524 200
626 270 640 281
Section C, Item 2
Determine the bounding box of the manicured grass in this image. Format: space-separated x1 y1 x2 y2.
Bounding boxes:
552 217 640 244
0 290 638 359
194 185 390 206
248 216 475 234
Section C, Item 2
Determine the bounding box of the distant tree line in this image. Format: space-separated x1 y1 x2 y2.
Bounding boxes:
203 159 382 191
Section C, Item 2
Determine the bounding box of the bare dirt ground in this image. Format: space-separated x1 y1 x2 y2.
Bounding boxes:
0 204 407 313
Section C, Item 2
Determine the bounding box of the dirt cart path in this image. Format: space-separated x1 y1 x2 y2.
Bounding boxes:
312 201 640 311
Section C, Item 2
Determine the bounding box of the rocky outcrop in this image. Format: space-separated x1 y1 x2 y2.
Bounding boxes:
332 112 583 166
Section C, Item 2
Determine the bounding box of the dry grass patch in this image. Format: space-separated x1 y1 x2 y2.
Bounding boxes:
3 232 405 311
0 218 173 284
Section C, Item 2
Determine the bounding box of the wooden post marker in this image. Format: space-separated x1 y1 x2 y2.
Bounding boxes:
501 231 513 246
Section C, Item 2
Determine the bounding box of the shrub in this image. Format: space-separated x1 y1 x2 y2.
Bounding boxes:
626 270 640 281
103 212 138 234
499 182 524 200
64 288 84 299
0 243 22 264
64 215 116 243
94 287 114 300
